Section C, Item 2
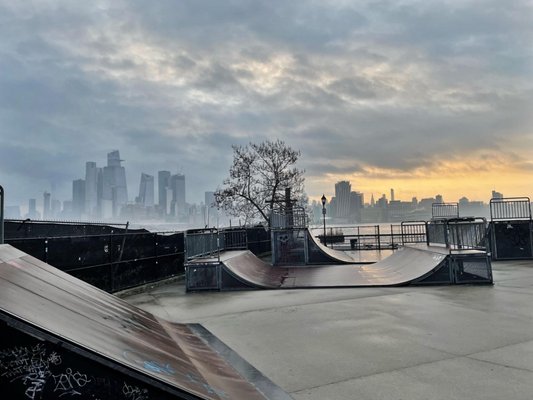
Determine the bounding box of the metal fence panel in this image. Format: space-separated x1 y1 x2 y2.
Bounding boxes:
432 203 459 219
490 197 532 221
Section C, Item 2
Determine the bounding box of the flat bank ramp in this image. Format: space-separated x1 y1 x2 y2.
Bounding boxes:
217 245 492 289
0 244 290 400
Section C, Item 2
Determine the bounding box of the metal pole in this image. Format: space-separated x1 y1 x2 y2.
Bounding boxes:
0 185 4 244
322 208 327 248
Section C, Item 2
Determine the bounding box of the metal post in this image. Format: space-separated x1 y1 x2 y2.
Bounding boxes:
321 194 327 247
0 185 4 244
217 228 221 263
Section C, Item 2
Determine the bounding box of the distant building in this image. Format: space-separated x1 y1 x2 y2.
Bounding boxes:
72 179 86 218
26 198 40 219
43 191 51 219
334 181 351 218
390 188 395 202
377 194 388 208
419 197 436 210
350 191 364 222
169 174 186 218
137 173 154 207
102 150 128 217
158 170 171 213
51 199 61 218
459 196 469 206
435 194 443 204
85 161 98 217
492 190 503 199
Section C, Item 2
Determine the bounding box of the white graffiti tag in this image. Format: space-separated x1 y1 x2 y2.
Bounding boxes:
122 382 149 400
52 368 91 397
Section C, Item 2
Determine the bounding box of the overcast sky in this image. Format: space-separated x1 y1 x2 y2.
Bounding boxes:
1 0 532 208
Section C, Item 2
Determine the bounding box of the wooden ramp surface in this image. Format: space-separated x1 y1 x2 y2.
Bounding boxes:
220 245 455 289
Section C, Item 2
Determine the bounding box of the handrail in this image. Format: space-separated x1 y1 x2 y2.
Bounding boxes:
401 220 429 245
431 202 459 220
489 197 531 221
428 217 488 251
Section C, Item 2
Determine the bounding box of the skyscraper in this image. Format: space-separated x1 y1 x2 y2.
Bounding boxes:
158 170 171 212
102 150 128 217
26 198 40 219
138 173 154 207
350 191 364 220
43 191 51 219
85 161 98 217
170 173 186 218
72 179 85 218
335 181 351 218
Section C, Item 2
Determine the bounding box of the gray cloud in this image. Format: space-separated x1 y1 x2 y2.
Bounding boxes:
0 0 531 206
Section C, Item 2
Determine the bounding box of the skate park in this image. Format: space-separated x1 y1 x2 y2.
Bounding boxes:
1 190 533 399
128 198 533 399
184 202 493 291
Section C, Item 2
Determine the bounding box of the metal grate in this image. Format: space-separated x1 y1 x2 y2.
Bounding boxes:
453 257 492 283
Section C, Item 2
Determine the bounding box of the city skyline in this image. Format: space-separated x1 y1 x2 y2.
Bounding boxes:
0 1 531 207
6 151 507 221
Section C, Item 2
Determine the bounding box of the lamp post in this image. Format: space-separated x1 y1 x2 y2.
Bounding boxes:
321 194 327 247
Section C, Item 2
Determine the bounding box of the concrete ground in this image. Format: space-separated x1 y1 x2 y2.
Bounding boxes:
123 259 533 400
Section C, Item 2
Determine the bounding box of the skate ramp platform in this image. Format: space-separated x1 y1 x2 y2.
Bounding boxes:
0 244 291 400
186 245 493 291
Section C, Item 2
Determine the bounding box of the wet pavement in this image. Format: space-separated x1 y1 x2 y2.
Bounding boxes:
123 259 533 400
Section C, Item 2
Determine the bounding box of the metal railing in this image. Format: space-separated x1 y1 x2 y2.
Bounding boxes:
428 218 488 251
490 197 531 221
270 206 308 229
185 228 222 261
315 223 429 251
432 202 459 220
185 228 249 261
400 221 429 245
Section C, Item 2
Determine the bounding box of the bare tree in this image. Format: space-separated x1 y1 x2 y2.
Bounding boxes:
214 139 306 226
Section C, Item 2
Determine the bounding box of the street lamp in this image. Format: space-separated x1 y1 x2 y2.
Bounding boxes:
321 194 327 247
